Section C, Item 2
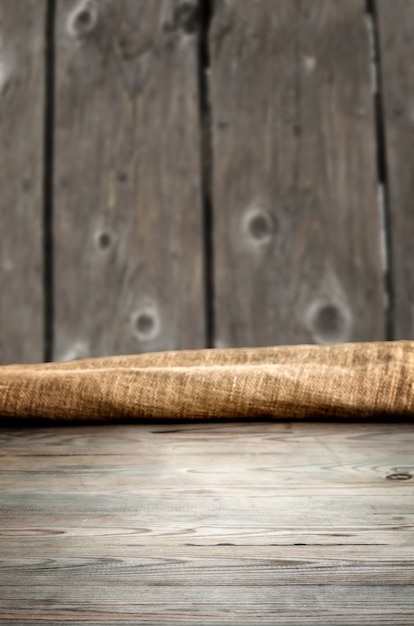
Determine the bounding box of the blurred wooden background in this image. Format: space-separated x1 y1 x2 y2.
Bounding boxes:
0 0 412 364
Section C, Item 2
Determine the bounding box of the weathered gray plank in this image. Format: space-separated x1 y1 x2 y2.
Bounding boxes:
0 0 45 364
376 0 414 339
210 0 385 347
0 588 414 625
53 0 205 360
0 422 413 624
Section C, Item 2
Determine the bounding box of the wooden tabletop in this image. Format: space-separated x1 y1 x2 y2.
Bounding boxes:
0 421 413 625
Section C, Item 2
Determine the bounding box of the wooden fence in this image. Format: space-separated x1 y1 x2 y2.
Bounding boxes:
0 0 412 364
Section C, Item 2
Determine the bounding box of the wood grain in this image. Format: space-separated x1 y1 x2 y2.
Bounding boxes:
210 0 385 347
53 0 205 360
0 421 413 624
376 0 414 339
0 0 45 364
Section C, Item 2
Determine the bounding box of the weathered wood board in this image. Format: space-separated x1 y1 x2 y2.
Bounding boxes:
376 0 414 339
0 0 45 364
0 421 413 624
2 0 413 361
53 0 205 360
210 0 385 347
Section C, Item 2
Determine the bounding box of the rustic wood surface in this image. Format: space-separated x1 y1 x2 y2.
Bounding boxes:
0 0 45 364
210 0 385 347
377 0 414 339
53 0 205 361
3 1 414 363
0 421 413 624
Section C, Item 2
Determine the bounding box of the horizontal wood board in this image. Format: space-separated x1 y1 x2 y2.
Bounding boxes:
0 421 413 624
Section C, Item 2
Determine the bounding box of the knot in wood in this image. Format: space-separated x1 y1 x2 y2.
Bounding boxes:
244 208 275 244
386 472 412 481
307 300 351 345
67 1 98 39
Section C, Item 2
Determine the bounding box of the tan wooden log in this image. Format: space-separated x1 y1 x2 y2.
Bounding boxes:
1 342 413 423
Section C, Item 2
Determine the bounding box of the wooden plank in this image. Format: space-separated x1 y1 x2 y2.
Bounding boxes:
210 0 385 347
53 0 205 360
0 0 45 364
376 0 414 339
0 588 413 625
0 422 413 624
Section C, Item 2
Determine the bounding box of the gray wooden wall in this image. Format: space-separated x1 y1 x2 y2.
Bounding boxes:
0 0 412 364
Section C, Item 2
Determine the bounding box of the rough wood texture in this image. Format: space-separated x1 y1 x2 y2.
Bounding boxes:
376 0 414 339
0 0 45 364
53 0 205 360
0 422 413 624
210 0 385 347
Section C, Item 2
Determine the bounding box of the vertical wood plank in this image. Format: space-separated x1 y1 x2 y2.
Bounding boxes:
210 0 385 347
53 0 205 360
0 1 45 364
376 0 414 339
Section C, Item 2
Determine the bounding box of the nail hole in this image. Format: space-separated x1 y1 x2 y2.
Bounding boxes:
244 210 275 243
77 9 92 28
315 304 341 335
117 171 128 182
67 3 98 38
308 301 350 344
132 308 160 342
136 313 154 335
96 231 112 250
386 473 412 481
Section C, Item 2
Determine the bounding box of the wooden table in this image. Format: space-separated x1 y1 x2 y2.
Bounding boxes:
0 421 413 624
